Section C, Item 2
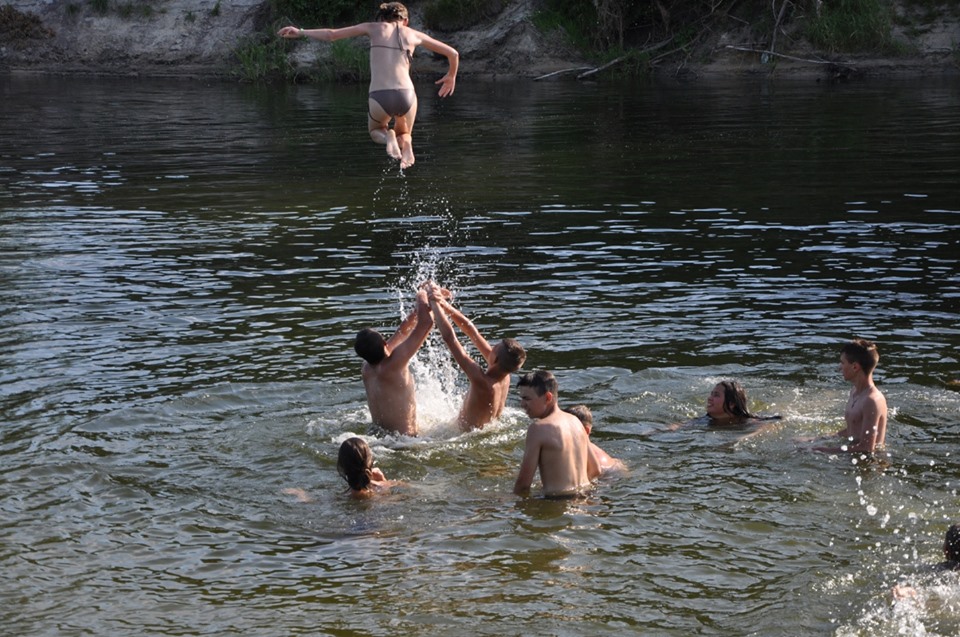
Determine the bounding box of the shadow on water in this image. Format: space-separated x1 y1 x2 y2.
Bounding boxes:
1 75 959 636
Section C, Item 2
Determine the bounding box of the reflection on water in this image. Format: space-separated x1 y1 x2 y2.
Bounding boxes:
1 75 959 636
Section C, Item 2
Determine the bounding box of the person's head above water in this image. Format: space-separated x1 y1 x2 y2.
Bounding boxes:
518 370 558 396
337 437 376 492
354 328 387 365
565 404 593 435
493 338 527 374
376 2 408 23
840 338 880 376
944 523 960 564
706 380 754 421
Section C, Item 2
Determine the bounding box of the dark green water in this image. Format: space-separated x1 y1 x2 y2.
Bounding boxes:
1 74 959 636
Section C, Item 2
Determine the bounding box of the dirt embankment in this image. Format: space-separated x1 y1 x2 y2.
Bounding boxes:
0 0 958 81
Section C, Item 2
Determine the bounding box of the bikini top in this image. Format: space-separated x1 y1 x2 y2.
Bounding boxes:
369 23 414 65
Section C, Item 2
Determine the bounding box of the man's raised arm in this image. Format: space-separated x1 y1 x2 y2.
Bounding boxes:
385 294 424 353
428 290 486 382
437 298 494 362
385 291 433 367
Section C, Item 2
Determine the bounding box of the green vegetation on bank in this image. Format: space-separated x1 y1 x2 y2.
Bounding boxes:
534 0 922 60
233 0 955 81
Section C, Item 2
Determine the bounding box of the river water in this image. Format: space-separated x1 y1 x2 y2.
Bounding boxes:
1 74 959 636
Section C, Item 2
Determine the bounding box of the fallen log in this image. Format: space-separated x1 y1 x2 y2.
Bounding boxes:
724 45 847 67
575 36 676 79
533 67 595 81
724 45 858 78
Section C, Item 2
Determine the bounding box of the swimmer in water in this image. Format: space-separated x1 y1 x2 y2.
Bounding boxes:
425 283 526 432
665 380 781 436
893 523 960 600
277 2 459 169
336 437 397 498
564 404 626 479
354 288 433 437
283 437 398 502
813 338 888 455
514 371 596 498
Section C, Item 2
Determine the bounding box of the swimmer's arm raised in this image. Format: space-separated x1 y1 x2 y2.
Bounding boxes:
438 299 494 362
386 294 433 367
409 30 459 98
430 295 485 380
384 296 422 352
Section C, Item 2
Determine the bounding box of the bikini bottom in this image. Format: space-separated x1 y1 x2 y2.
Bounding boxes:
369 88 416 119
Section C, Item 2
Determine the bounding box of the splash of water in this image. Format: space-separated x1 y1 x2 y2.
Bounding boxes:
390 241 469 439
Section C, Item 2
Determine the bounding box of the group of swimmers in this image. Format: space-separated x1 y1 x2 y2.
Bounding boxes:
273 2 958 602
308 282 891 501
351 281 603 497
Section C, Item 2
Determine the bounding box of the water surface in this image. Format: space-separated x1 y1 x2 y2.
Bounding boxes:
1 74 959 636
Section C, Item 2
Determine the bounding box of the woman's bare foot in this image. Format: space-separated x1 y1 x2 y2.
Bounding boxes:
398 134 415 169
385 129 402 162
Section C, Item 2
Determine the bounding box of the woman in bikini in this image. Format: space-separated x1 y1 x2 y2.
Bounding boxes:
278 2 459 169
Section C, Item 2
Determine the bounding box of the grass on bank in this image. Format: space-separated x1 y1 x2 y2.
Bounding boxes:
805 0 900 53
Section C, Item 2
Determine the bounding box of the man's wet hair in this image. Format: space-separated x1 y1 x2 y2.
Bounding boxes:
517 370 558 396
498 338 526 373
565 404 593 429
355 328 387 364
841 338 880 374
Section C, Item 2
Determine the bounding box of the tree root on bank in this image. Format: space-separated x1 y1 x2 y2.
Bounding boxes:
534 36 676 81
533 67 594 81
724 45 859 78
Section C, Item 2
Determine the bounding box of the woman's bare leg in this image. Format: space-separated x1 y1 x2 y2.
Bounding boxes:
368 99 402 161
394 100 418 170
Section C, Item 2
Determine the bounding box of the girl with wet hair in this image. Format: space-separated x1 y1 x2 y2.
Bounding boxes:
706 380 755 422
337 437 392 497
278 2 459 170
697 380 781 437
283 437 395 502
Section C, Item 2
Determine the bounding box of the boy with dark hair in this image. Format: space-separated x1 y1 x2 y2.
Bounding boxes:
815 338 888 455
355 289 433 436
514 371 596 497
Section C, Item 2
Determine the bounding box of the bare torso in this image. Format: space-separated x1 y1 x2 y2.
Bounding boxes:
590 442 626 478
457 372 511 431
843 384 887 452
362 359 418 436
533 411 593 497
366 22 416 92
